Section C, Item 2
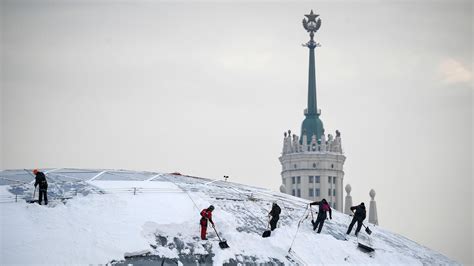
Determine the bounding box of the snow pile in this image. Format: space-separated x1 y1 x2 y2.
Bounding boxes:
0 169 458 265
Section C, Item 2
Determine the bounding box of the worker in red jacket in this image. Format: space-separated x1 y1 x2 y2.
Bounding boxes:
200 205 215 240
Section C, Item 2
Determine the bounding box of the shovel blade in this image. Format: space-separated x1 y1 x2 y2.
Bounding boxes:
262 230 271 238
365 226 372 235
358 242 375 252
218 241 229 249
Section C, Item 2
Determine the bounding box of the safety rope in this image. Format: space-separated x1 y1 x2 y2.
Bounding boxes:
288 204 309 252
162 175 201 211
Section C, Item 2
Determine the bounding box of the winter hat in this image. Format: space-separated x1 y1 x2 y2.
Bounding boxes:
208 205 215 211
360 202 365 206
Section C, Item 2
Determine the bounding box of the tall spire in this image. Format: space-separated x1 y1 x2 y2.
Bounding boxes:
307 43 317 115
301 10 324 144
302 10 320 116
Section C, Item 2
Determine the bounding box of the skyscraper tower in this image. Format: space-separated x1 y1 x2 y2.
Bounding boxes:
279 11 346 211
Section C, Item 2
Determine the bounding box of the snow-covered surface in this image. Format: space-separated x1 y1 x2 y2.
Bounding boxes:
0 169 458 265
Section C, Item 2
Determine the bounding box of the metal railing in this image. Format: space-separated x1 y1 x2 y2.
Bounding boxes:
0 186 184 203
96 187 184 195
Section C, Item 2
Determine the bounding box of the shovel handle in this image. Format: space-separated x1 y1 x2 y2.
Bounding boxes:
211 224 223 242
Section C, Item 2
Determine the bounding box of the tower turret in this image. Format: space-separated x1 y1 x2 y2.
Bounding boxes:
279 11 346 211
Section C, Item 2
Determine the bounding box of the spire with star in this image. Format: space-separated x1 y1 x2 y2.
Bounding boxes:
300 10 324 144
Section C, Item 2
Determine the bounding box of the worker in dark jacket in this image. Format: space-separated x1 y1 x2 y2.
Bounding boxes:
200 205 215 240
33 169 48 205
346 202 366 236
268 202 281 231
309 198 332 233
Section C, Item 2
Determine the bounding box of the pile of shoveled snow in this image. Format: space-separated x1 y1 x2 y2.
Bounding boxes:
0 169 458 265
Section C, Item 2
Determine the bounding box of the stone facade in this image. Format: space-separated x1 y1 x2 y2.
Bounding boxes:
279 130 346 211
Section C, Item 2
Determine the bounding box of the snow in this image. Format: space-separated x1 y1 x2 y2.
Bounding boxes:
1 179 193 265
0 169 458 265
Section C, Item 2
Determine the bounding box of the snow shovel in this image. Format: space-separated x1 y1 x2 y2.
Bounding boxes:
26 186 38 204
362 223 372 235
211 224 229 249
358 242 375 252
262 217 271 238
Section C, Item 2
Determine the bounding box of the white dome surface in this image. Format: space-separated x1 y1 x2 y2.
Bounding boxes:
0 168 458 265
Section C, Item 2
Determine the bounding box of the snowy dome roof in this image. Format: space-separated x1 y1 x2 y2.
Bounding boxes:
0 168 457 265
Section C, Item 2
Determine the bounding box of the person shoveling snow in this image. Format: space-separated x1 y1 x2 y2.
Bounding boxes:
262 202 281 238
200 205 215 240
33 169 48 205
309 199 332 233
199 205 229 249
346 202 367 236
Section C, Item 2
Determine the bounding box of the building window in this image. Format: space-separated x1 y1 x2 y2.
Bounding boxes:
333 177 336 184
315 188 320 197
315 176 320 183
328 189 331 196
313 163 317 168
331 164 334 169
292 177 295 184
297 176 301 184
333 202 336 208
297 189 301 197
309 188 314 197
328 176 331 183
292 189 295 196
333 189 336 196
294 164 297 169
309 176 314 183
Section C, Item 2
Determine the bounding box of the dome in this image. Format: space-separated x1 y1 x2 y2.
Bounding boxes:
300 115 324 144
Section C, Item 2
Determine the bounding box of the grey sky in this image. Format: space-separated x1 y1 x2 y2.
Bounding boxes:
1 0 472 264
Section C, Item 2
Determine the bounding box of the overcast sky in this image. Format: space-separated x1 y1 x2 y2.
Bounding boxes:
1 0 472 264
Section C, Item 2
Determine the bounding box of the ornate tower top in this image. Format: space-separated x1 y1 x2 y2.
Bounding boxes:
302 10 322 48
300 10 324 144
